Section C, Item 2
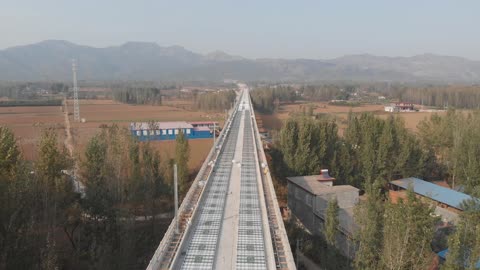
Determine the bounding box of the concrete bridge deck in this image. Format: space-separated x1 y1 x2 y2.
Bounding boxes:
147 85 295 270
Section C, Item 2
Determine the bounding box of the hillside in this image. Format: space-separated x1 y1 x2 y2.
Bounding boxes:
1 40 480 82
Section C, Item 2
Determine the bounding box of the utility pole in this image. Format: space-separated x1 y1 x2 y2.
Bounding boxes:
174 164 179 234
72 59 80 122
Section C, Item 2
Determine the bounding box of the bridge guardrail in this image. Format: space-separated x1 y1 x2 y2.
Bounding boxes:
147 94 241 270
248 91 296 270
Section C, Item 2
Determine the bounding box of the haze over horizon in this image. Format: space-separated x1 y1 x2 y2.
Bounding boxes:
4 39 480 62
1 1 479 60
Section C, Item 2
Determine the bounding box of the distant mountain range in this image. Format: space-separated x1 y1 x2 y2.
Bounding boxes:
1 40 480 82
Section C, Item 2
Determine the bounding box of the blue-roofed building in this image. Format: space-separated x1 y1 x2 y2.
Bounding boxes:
437 249 480 269
390 177 474 211
389 177 477 224
130 121 214 141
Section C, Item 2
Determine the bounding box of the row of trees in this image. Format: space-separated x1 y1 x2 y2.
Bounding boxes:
0 124 191 269
270 111 459 269
354 188 438 270
250 83 379 114
193 90 236 111
270 109 480 269
0 99 62 107
0 82 69 99
253 83 480 111
112 87 164 105
275 114 443 269
415 110 480 268
278 113 438 189
301 84 354 101
279 118 338 177
1 127 75 269
250 86 297 113
444 200 480 269
340 113 438 187
354 185 480 270
392 85 480 109
417 110 480 197
272 113 442 269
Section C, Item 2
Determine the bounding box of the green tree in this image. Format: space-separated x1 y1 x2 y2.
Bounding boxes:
444 199 480 270
354 181 384 270
140 142 163 223
82 134 114 217
36 128 73 225
418 110 480 195
294 118 320 175
0 126 20 178
194 90 236 111
35 128 73 269
0 126 34 269
251 86 297 114
376 117 395 181
381 189 437 270
175 130 190 196
128 138 142 202
279 119 299 173
330 142 355 186
279 117 339 177
324 197 339 247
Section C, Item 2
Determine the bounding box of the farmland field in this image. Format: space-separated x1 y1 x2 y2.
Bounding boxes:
0 99 224 170
258 101 447 135
0 105 65 160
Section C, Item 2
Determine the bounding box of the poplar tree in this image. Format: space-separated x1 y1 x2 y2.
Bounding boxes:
0 126 31 269
354 181 384 270
175 130 190 196
376 117 394 181
295 118 320 175
318 121 338 168
36 129 73 228
324 197 339 247
36 128 72 269
381 189 437 270
129 139 142 202
444 199 480 270
279 119 299 173
82 134 113 217
0 126 20 178
194 90 236 111
330 142 355 186
141 143 162 223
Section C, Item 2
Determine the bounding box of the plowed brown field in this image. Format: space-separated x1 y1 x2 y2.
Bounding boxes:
258 101 447 135
0 99 223 170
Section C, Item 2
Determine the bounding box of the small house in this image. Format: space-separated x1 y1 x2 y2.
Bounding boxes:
287 169 359 258
130 121 213 141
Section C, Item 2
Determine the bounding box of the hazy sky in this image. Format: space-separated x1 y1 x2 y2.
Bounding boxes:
1 1 479 60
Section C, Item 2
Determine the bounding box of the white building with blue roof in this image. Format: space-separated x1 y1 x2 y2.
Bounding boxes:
129 121 214 141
